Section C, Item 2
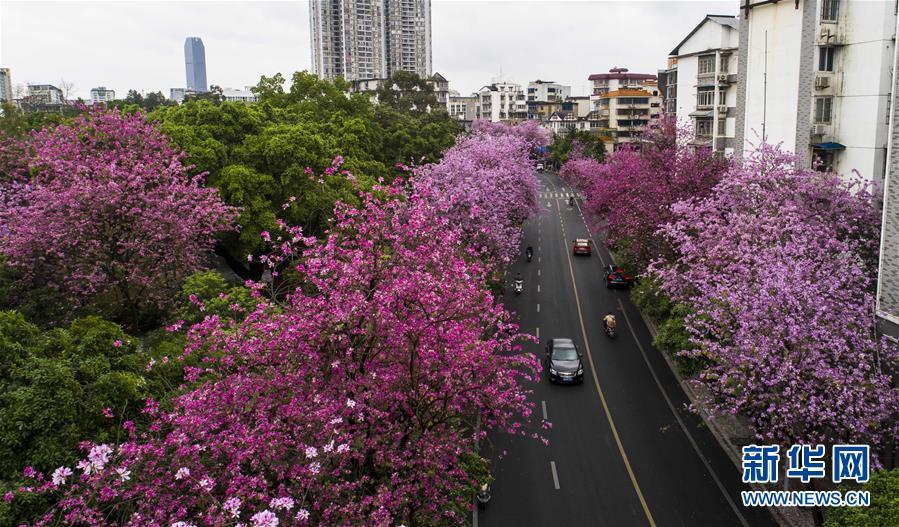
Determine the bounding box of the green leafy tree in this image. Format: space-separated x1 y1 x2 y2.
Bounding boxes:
152 71 458 279
549 128 606 168
375 70 440 115
0 312 191 479
825 469 899 527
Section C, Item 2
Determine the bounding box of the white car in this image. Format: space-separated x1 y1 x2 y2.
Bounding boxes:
536 163 544 171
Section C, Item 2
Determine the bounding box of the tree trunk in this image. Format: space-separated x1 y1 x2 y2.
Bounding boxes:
808 480 824 527
214 242 262 281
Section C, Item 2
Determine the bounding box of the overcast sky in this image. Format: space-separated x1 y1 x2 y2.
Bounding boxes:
1 1 735 100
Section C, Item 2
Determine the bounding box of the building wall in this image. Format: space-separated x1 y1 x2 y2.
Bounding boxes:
737 0 895 184
876 13 899 340
741 1 804 152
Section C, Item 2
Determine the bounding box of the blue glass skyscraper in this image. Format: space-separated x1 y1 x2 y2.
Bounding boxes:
184 37 208 93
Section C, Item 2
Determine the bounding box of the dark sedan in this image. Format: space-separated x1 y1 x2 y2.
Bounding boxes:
604 264 634 289
545 338 584 384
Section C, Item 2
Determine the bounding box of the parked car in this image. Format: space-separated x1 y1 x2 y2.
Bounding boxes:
604 264 634 289
545 338 584 384
536 162 544 171
572 238 591 256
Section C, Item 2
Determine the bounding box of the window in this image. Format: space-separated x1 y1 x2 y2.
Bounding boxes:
718 91 727 105
814 96 833 123
698 55 716 75
697 88 715 107
695 118 712 137
717 118 727 136
822 0 839 21
818 47 835 71
720 53 731 73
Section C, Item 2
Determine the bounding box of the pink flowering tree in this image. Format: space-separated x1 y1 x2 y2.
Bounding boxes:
651 143 899 457
413 132 541 267
561 118 728 271
0 108 237 329
27 184 542 526
471 119 550 156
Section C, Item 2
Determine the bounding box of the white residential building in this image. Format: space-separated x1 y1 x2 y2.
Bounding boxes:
90 86 116 104
222 87 258 103
26 84 64 105
448 91 478 127
527 80 571 102
734 0 896 183
668 15 739 154
477 82 527 122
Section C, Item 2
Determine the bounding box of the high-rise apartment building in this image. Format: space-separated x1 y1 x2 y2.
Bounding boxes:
734 0 896 183
184 37 208 93
0 68 12 104
310 0 431 82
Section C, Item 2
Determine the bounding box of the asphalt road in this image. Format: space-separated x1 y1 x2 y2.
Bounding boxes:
477 171 778 527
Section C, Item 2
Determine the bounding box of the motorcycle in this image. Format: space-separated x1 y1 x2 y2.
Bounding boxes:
525 248 533 262
513 279 523 294
568 196 575 207
603 319 616 339
477 482 492 509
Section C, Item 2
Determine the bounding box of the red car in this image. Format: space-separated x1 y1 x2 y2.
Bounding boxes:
572 238 591 256
605 265 634 288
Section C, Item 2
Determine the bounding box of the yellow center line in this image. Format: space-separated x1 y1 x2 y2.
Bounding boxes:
557 197 657 527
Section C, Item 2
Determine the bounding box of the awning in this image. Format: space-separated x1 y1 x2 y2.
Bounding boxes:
689 110 712 118
812 142 845 150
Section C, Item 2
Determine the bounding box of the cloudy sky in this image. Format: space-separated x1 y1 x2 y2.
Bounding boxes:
1 1 735 100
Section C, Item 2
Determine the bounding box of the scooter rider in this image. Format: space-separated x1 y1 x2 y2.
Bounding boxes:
525 246 533 260
603 311 616 331
569 196 575 207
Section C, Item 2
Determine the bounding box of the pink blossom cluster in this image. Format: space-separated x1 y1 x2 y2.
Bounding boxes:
471 119 550 155
559 117 727 270
0 107 237 318
412 131 542 266
25 140 543 525
651 143 899 455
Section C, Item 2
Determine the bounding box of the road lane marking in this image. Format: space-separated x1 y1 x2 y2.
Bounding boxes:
562 230 657 527
617 299 750 527
537 269 541 277
550 461 560 490
536 326 540 341
537 284 541 293
536 303 540 313
542 400 548 420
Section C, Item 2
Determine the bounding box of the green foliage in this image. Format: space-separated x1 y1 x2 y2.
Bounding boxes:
0 259 72 328
375 71 440 115
108 90 175 113
175 270 256 324
151 71 458 276
0 311 191 480
825 468 899 527
0 103 74 137
548 128 606 167
631 278 705 377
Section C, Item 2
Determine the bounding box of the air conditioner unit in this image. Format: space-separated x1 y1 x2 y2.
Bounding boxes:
717 74 729 83
716 105 728 114
815 76 830 89
813 124 829 136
